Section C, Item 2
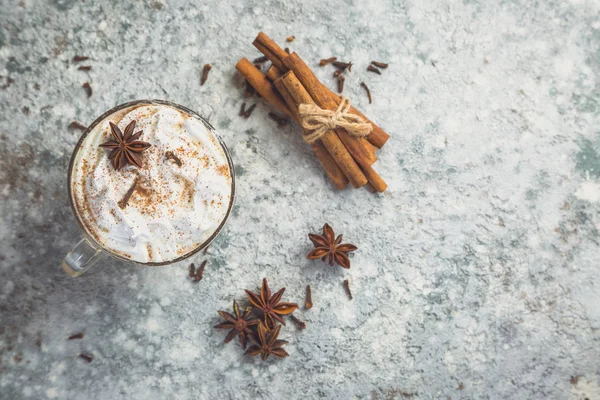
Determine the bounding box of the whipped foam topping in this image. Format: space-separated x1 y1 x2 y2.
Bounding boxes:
70 103 233 264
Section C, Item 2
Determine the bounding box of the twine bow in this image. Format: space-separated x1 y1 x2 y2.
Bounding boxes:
298 97 372 144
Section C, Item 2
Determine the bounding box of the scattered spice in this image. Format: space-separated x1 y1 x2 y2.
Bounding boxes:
319 57 337 66
457 383 464 390
79 353 93 363
267 112 289 127
239 102 247 117
343 279 352 300
245 278 299 330
360 82 372 104
82 82 92 97
100 120 151 171
246 322 289 360
367 65 381 75
370 61 389 69
68 121 87 131
189 260 206 282
72 55 89 63
77 65 92 71
570 376 580 385
165 151 182 166
337 74 345 93
242 103 257 118
201 64 212 86
307 223 357 269
13 354 23 364
253 55 268 64
22 106 30 115
290 315 306 330
118 178 139 209
68 332 84 340
284 47 291 54
214 300 259 349
332 60 352 72
305 285 313 309
333 69 343 78
244 81 256 98
286 36 296 42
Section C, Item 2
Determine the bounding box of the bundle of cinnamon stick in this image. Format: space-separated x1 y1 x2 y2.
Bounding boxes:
236 32 390 192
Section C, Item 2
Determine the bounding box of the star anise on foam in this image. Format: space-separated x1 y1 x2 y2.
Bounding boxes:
214 300 259 349
307 223 357 269
245 278 298 330
245 321 289 360
99 120 151 171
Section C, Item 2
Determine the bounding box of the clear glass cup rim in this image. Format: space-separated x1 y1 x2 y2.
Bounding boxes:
67 99 236 266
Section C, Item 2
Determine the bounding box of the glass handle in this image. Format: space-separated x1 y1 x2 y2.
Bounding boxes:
62 238 103 277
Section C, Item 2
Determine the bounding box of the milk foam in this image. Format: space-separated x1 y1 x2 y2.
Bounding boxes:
70 103 233 263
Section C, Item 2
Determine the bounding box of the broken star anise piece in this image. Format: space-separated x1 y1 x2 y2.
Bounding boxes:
99 120 151 171
214 300 259 349
246 322 289 360
245 278 299 330
307 223 357 269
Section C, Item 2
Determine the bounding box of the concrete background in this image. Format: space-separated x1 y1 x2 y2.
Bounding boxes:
1 0 599 399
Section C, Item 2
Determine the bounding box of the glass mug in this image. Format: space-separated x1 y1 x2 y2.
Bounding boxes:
63 99 235 277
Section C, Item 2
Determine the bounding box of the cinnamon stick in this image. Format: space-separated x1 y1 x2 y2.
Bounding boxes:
235 58 293 118
282 52 377 167
273 78 348 189
360 164 387 192
278 71 367 188
253 32 288 71
252 32 390 148
266 64 284 81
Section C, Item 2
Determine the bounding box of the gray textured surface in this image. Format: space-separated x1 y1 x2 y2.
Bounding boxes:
1 0 599 399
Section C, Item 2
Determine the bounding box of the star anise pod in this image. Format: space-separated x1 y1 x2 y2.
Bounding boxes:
307 223 357 269
246 321 289 360
99 120 151 171
245 278 298 330
214 300 259 349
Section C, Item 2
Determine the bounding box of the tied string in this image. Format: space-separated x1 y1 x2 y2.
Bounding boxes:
298 97 372 144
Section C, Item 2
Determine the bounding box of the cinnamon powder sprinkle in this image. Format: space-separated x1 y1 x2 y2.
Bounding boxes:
360 82 372 104
118 178 139 209
320 57 337 66
201 64 212 86
343 279 352 300
82 82 92 97
305 285 313 309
